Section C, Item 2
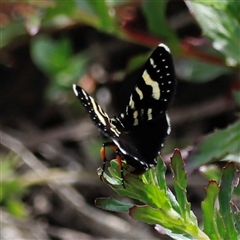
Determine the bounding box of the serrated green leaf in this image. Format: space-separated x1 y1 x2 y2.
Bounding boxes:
156 157 182 219
171 149 192 222
218 163 238 239
186 121 240 171
119 176 172 210
156 156 167 191
155 225 196 240
130 206 207 239
129 205 183 229
185 2 240 64
202 181 222 239
95 197 134 212
100 160 173 210
215 211 226 239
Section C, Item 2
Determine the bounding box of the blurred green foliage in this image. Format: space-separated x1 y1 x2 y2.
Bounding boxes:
0 155 28 218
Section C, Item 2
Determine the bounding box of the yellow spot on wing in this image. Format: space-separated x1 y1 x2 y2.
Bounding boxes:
147 108 152 120
90 97 106 126
135 87 143 100
142 70 160 100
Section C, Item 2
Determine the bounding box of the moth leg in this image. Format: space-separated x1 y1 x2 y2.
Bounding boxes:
116 149 125 188
100 141 117 179
100 142 125 188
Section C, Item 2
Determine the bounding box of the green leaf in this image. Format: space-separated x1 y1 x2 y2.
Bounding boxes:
95 197 134 212
200 165 222 183
231 202 240 234
127 53 149 73
6 199 28 218
0 22 26 48
88 0 117 33
155 225 196 240
31 35 72 76
44 0 77 19
202 181 222 240
233 90 240 106
142 1 178 43
186 121 240 171
175 58 231 83
170 149 192 222
185 2 240 64
218 163 239 239
105 161 174 210
130 206 205 239
156 157 180 214
129 205 184 229
0 180 26 202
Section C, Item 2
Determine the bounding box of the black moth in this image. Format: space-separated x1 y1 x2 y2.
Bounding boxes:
73 43 176 187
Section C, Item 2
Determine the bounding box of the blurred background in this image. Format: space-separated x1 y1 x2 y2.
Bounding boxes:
1 1 239 239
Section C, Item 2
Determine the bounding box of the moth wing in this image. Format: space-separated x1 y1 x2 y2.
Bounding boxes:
73 84 121 139
125 43 176 126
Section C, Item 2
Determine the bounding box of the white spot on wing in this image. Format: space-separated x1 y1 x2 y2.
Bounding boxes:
142 70 160 100
166 113 171 135
158 43 171 53
150 58 154 66
73 84 78 96
150 58 157 68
